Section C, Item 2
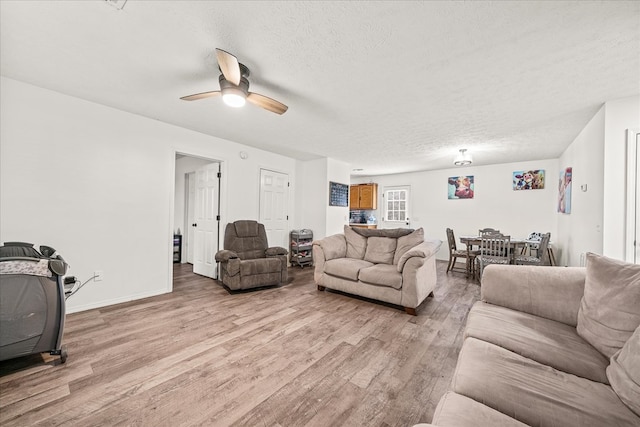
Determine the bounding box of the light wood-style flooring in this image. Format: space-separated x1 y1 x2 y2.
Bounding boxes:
0 260 479 426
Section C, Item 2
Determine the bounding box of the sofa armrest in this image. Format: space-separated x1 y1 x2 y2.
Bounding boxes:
397 238 442 272
266 246 288 256
215 250 238 263
312 234 346 261
481 264 586 327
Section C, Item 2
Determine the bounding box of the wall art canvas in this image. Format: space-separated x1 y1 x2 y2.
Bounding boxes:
558 167 572 214
448 176 474 199
513 170 545 190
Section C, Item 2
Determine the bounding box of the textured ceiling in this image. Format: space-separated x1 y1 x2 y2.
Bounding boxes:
1 1 639 176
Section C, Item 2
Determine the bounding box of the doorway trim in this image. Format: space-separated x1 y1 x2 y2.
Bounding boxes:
169 149 227 291
626 128 639 263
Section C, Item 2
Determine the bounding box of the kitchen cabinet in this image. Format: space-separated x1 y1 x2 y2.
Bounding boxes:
350 183 378 210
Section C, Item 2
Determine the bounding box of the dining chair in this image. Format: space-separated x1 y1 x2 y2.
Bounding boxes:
446 228 479 278
478 228 500 237
521 231 543 256
477 233 511 279
515 232 551 266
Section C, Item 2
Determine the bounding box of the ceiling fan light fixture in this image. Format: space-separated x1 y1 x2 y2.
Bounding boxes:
222 89 246 108
454 149 473 166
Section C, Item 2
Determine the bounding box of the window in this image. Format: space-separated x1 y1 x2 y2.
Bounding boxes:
383 186 411 226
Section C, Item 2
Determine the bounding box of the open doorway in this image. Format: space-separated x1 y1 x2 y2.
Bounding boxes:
174 153 222 279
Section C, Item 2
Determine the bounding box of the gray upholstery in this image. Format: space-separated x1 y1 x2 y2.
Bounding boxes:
215 220 288 290
314 225 442 314
422 263 640 427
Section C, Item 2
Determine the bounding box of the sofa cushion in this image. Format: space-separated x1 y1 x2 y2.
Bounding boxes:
607 325 640 416
430 391 528 427
344 225 367 259
358 264 403 289
324 258 373 281
351 227 414 238
363 237 397 265
577 252 640 358
393 227 424 265
453 338 640 427
465 301 609 383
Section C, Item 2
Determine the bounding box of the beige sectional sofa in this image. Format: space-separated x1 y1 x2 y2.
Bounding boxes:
312 226 442 315
418 253 640 427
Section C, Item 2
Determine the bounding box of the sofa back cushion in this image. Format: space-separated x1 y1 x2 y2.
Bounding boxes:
606 325 640 416
344 225 367 259
393 227 424 265
577 252 640 358
364 237 397 265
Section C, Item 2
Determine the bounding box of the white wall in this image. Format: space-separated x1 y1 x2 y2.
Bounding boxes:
354 159 559 261
295 157 351 240
603 95 640 260
0 77 296 313
326 158 351 236
557 106 605 266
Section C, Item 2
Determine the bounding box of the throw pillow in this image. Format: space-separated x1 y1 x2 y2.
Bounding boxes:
606 325 640 416
344 225 367 259
576 252 640 358
393 227 425 265
363 237 397 265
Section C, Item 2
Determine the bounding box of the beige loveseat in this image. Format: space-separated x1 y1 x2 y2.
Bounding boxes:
312 226 442 315
418 253 640 427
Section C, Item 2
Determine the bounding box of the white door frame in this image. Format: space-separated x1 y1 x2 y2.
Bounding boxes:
626 129 639 263
169 150 227 291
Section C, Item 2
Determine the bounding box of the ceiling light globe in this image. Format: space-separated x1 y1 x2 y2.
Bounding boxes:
222 93 246 108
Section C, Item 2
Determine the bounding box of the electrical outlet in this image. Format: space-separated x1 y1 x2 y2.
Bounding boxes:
95 270 103 282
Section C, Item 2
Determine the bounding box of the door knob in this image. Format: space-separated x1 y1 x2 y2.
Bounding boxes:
192 223 197 227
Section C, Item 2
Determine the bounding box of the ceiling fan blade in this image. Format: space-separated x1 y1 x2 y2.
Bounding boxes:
247 92 288 115
180 91 221 101
216 48 241 86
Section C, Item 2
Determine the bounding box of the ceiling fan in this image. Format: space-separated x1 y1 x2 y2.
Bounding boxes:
180 49 288 115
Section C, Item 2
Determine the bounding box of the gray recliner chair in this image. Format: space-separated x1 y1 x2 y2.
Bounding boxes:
214 220 288 290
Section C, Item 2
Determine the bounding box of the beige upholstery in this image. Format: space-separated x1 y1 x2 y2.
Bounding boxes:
429 392 528 427
465 301 610 383
452 338 639 427
607 325 640 416
314 225 442 314
577 252 640 358
422 262 640 427
214 220 288 290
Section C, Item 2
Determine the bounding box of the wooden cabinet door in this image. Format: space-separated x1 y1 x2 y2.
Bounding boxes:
349 185 360 209
358 184 378 209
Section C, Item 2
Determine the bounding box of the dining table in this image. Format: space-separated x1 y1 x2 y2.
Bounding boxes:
459 235 557 278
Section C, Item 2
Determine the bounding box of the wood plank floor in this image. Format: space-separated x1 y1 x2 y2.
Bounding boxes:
0 260 479 426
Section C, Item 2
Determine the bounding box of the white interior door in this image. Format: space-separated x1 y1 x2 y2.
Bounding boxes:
186 172 196 264
626 129 639 264
193 163 220 278
259 169 289 249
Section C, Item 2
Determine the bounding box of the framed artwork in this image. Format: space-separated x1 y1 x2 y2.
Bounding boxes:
513 170 545 190
329 181 349 206
558 167 572 213
448 176 474 199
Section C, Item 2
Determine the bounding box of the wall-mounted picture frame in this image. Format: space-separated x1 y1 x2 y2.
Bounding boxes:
513 170 545 190
558 167 572 213
448 176 474 199
329 181 349 206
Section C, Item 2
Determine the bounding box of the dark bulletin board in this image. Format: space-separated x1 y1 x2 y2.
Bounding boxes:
329 181 349 206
